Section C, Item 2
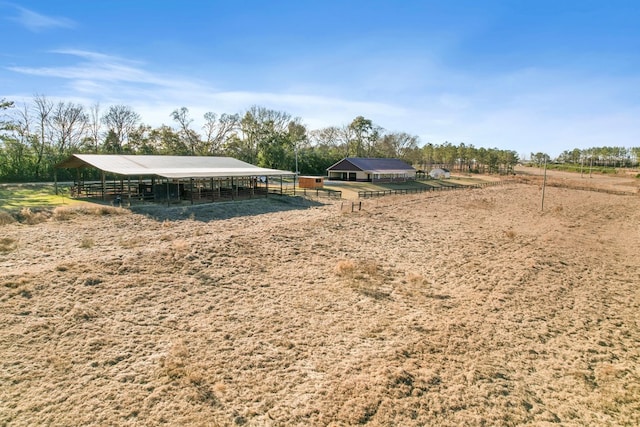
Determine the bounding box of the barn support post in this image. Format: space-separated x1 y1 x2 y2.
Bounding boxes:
54 169 58 195
76 169 81 197
101 171 106 200
127 176 131 207
293 174 296 196
265 177 269 197
209 178 214 202
280 176 283 195
166 179 170 207
190 178 194 205
231 176 235 200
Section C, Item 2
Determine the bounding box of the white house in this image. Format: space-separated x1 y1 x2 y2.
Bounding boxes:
428 168 451 179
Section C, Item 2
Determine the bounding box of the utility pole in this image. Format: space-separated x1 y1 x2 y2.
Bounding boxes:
541 156 548 211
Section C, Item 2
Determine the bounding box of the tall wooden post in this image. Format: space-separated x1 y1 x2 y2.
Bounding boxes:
541 157 548 211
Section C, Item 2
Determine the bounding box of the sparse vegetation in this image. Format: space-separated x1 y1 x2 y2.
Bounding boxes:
1 182 639 426
0 211 15 225
0 237 17 253
79 236 95 248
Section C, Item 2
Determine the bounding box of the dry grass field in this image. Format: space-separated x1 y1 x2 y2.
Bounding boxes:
1 180 639 426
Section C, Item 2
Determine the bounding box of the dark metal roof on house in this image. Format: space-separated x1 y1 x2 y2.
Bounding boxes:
327 157 415 173
56 154 294 178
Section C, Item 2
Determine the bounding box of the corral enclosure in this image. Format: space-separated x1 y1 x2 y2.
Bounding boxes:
1 182 639 426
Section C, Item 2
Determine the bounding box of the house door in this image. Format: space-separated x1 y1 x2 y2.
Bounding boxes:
348 172 357 181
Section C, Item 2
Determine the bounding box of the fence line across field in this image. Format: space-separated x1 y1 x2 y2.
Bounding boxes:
357 180 505 199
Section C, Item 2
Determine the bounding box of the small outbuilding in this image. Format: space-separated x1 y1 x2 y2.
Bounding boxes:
298 176 324 189
429 168 451 179
326 157 416 182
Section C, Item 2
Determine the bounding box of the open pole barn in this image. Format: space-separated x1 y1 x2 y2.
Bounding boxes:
55 154 295 206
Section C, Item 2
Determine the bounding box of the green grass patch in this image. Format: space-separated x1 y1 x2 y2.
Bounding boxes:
0 184 78 211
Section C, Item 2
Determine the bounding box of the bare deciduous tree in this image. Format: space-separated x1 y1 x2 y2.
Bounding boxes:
101 105 141 153
202 112 239 155
88 103 101 153
32 94 54 178
51 102 88 154
170 107 201 155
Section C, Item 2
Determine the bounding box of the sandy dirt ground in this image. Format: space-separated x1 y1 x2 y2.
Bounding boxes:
1 180 639 426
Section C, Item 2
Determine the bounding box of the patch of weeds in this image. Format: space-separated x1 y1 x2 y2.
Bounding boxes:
119 236 142 248
407 272 426 286
335 258 390 299
172 239 190 253
334 259 356 278
0 237 18 253
0 211 16 225
504 230 517 239
53 205 129 220
161 339 189 379
52 206 74 221
18 207 49 225
80 236 95 248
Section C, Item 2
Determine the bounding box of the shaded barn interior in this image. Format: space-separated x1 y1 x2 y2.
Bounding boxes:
56 154 295 206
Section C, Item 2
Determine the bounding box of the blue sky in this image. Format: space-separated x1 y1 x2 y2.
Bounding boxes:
1 0 639 158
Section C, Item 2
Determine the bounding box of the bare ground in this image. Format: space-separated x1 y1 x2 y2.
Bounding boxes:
1 183 639 426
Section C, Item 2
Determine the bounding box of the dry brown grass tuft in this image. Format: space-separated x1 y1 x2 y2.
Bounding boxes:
162 340 190 379
172 239 190 253
504 229 517 239
0 211 15 225
407 272 427 286
53 205 129 220
361 259 380 276
119 236 144 248
334 259 357 277
52 206 73 221
79 236 95 248
19 207 49 224
0 237 18 253
335 258 390 299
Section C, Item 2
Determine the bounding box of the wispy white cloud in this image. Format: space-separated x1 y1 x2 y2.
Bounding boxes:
6 49 405 129
5 4 75 32
5 49 639 157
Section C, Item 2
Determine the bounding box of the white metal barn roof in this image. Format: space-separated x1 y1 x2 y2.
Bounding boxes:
57 154 294 178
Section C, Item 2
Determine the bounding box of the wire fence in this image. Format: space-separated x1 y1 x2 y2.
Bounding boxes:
273 187 343 199
357 180 505 198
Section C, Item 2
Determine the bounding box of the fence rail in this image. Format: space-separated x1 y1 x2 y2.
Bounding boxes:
358 181 504 198
274 187 343 199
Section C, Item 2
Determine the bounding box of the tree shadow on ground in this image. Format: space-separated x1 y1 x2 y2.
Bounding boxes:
130 195 327 222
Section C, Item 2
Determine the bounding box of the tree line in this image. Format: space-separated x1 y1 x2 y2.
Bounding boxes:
1 96 523 182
